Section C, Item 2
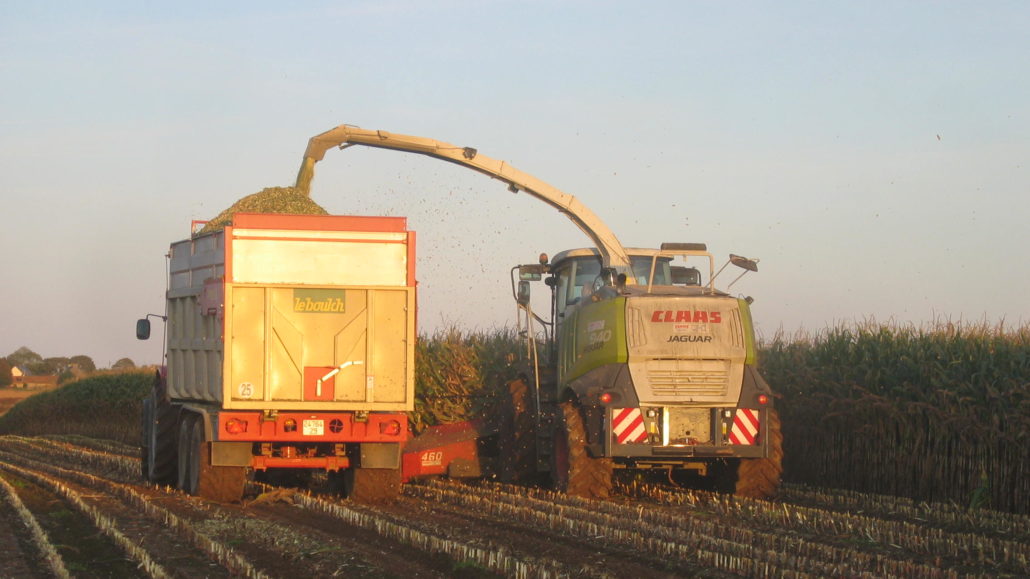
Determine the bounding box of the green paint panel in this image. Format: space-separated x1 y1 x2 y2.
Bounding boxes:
737 297 756 365
560 297 627 385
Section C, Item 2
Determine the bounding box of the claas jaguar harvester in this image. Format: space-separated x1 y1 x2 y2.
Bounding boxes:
137 212 416 502
295 124 782 500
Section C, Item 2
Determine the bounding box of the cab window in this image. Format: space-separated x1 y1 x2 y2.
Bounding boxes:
555 257 601 311
629 256 671 285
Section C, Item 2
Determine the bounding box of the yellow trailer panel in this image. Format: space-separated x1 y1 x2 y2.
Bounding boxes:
165 213 416 412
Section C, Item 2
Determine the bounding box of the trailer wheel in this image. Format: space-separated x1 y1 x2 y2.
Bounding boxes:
140 397 152 480
498 378 538 485
179 414 246 503
343 468 401 503
735 408 783 499
148 396 178 486
177 414 197 492
552 401 613 499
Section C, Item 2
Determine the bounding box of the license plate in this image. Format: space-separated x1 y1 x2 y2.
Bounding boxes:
302 419 324 436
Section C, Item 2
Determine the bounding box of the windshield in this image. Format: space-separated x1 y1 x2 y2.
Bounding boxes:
629 256 670 285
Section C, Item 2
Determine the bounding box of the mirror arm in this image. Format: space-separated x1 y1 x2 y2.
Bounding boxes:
711 260 732 284
725 270 751 290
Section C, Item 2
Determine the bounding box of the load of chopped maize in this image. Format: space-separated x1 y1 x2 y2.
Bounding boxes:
197 186 328 235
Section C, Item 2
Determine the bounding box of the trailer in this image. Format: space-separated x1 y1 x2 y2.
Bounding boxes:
138 212 416 502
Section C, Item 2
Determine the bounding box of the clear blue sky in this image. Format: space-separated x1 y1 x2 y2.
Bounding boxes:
2 1 1028 367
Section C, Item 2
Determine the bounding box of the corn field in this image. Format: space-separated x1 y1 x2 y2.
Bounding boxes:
2 321 1025 517
413 322 1030 515
411 326 522 432
0 325 1028 575
759 320 1030 514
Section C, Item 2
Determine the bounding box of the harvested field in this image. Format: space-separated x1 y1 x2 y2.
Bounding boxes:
0 386 58 418
0 434 1026 578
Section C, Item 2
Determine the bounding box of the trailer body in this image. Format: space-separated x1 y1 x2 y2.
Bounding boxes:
141 213 416 501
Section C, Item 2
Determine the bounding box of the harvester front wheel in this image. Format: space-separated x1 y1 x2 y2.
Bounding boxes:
498 378 538 485
344 468 401 503
735 408 783 499
552 401 613 499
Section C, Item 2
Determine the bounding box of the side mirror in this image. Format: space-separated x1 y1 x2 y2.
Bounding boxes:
730 254 759 272
516 280 531 306
519 264 547 281
136 319 151 340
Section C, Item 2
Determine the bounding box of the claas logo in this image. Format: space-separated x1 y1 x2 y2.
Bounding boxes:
651 310 722 323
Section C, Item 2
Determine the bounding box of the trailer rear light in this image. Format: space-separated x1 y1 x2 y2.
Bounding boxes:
224 418 247 434
757 394 769 405
283 418 297 433
379 420 402 436
599 392 612 404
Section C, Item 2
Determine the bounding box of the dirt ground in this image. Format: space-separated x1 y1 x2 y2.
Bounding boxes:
0 435 1027 578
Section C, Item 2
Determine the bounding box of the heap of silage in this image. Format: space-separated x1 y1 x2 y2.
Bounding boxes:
197 186 329 235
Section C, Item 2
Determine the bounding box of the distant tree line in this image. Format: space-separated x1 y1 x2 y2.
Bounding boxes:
0 346 136 386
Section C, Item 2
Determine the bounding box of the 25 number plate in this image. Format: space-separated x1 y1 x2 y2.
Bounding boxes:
302 419 324 436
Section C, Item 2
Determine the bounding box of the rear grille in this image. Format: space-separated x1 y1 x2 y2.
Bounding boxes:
647 360 729 397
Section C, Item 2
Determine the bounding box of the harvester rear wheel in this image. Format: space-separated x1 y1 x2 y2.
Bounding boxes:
148 396 178 486
344 468 401 503
552 401 613 499
735 408 783 499
498 378 538 485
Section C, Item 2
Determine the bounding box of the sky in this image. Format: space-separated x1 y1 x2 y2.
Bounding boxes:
1 1 1028 368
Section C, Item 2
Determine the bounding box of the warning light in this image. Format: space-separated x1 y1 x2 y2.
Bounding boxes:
379 420 402 436
224 418 247 434
599 392 613 404
758 394 769 405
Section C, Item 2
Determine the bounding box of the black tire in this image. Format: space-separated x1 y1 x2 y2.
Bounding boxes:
181 414 246 503
140 397 153 480
735 408 783 499
498 378 538 485
344 468 401 503
177 413 197 492
149 397 179 486
552 401 613 499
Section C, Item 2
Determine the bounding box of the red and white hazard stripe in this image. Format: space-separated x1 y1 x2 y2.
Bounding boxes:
612 408 648 444
729 408 760 445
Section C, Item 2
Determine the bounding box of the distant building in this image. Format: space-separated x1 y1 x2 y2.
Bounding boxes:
11 366 58 389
